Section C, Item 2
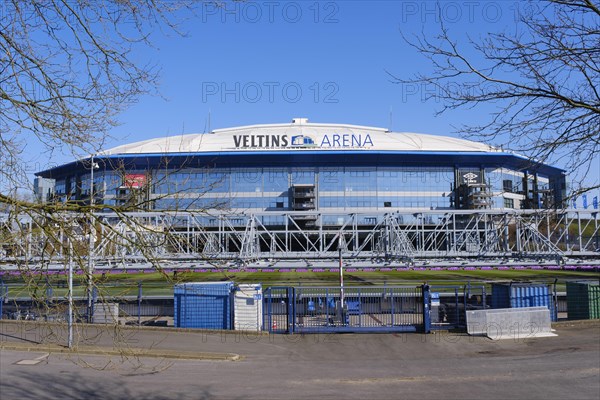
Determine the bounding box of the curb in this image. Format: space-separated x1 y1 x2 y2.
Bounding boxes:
552 319 600 328
0 319 270 337
0 342 241 361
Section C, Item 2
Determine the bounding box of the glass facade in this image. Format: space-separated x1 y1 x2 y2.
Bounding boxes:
44 157 562 212
122 166 460 211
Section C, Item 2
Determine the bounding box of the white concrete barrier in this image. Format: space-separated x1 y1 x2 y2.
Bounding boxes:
466 307 556 340
93 303 119 324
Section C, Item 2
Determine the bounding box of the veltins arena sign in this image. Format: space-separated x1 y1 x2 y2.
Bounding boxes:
232 133 374 149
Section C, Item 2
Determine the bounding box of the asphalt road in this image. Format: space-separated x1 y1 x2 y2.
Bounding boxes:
1 321 599 400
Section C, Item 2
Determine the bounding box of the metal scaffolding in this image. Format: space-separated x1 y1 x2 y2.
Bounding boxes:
1 209 599 270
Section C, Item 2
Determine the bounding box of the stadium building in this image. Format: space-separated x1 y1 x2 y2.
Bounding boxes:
35 118 566 215
24 119 600 268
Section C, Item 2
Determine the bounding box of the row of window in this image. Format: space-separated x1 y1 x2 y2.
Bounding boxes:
57 167 461 193
95 193 522 211
142 195 453 211
52 166 553 212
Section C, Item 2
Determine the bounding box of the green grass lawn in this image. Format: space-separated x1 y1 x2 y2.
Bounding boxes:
101 268 598 285
3 268 598 299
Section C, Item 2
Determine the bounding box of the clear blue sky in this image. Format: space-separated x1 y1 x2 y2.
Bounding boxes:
35 1 600 201
114 1 500 137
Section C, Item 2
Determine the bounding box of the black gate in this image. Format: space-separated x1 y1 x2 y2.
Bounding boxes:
263 287 295 333
264 286 423 333
428 284 486 330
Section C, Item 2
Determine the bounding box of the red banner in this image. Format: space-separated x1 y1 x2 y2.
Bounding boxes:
123 174 147 189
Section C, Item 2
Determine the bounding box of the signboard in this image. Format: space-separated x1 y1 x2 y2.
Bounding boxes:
431 292 440 307
458 170 482 185
231 133 374 149
123 174 147 189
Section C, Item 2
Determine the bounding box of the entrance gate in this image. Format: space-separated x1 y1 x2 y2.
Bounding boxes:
263 286 423 333
428 284 487 331
263 287 294 333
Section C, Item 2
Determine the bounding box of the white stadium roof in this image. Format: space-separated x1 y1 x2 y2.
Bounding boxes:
99 118 499 156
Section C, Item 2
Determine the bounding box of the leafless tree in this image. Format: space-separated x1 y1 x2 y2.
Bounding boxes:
394 0 599 196
0 0 212 198
0 1 238 356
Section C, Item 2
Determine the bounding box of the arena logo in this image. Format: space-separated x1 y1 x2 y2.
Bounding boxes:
232 133 374 149
290 135 317 147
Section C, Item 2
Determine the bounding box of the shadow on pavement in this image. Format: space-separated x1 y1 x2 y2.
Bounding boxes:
1 370 220 400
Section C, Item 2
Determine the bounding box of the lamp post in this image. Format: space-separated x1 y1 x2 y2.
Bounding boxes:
87 155 99 323
338 234 344 308
68 239 73 348
0 277 5 320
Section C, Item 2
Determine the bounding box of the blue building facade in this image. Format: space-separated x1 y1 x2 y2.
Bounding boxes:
36 119 566 217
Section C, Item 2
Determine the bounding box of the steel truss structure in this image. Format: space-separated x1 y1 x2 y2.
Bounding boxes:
1 209 599 270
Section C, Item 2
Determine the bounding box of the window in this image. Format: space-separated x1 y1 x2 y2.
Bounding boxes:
504 198 514 208
384 201 392 208
503 179 513 193
276 201 284 208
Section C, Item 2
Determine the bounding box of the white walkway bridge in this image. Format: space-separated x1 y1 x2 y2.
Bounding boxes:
1 209 599 271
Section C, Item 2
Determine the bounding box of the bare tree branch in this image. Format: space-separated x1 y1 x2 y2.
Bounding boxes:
0 0 203 199
393 0 600 195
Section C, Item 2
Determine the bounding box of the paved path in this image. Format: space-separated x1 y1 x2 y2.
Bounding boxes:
1 321 599 399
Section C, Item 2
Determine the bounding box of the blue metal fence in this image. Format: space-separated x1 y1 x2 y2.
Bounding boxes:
0 279 562 331
262 283 495 335
264 285 423 333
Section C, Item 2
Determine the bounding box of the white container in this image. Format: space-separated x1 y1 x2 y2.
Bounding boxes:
234 284 262 331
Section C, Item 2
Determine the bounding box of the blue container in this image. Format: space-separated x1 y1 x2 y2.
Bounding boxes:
174 282 234 329
491 283 556 321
